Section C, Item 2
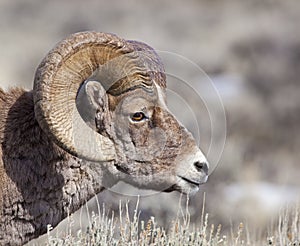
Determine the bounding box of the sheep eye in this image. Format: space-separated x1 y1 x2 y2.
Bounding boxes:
131 112 147 122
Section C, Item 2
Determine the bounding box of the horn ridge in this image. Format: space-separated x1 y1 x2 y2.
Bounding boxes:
33 32 138 161
33 31 166 161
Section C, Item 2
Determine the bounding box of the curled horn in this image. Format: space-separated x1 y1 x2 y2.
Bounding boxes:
33 31 155 161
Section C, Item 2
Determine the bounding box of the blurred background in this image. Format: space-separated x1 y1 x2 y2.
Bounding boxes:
0 0 299 242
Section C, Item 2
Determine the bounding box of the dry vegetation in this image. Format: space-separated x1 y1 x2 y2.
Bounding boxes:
39 198 299 245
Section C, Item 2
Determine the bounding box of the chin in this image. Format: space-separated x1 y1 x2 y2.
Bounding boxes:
163 184 200 195
180 186 200 195
178 185 200 195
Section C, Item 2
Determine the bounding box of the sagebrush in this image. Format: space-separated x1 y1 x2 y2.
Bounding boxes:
41 196 299 246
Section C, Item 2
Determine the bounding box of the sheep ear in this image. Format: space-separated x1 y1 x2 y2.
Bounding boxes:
76 81 108 131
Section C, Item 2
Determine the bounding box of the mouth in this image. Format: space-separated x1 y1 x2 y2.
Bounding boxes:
163 176 205 193
178 176 200 186
114 163 130 175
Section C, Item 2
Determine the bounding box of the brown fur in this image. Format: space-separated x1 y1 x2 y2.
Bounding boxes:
0 88 116 245
0 84 207 245
0 33 208 245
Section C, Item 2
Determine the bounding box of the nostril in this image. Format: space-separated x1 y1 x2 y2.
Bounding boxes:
194 161 209 174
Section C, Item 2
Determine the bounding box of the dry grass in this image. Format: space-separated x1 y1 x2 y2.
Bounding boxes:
42 196 299 246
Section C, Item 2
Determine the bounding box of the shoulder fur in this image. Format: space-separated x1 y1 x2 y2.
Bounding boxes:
0 87 66 211
0 88 28 210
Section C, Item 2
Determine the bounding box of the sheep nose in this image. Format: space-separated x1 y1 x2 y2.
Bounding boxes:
194 161 209 175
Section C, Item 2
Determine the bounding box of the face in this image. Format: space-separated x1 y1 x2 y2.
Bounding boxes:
106 85 209 194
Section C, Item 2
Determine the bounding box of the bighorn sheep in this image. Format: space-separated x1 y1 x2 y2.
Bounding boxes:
0 32 208 245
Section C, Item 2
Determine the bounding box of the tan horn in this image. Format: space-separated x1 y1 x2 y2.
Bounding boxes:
33 31 152 161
